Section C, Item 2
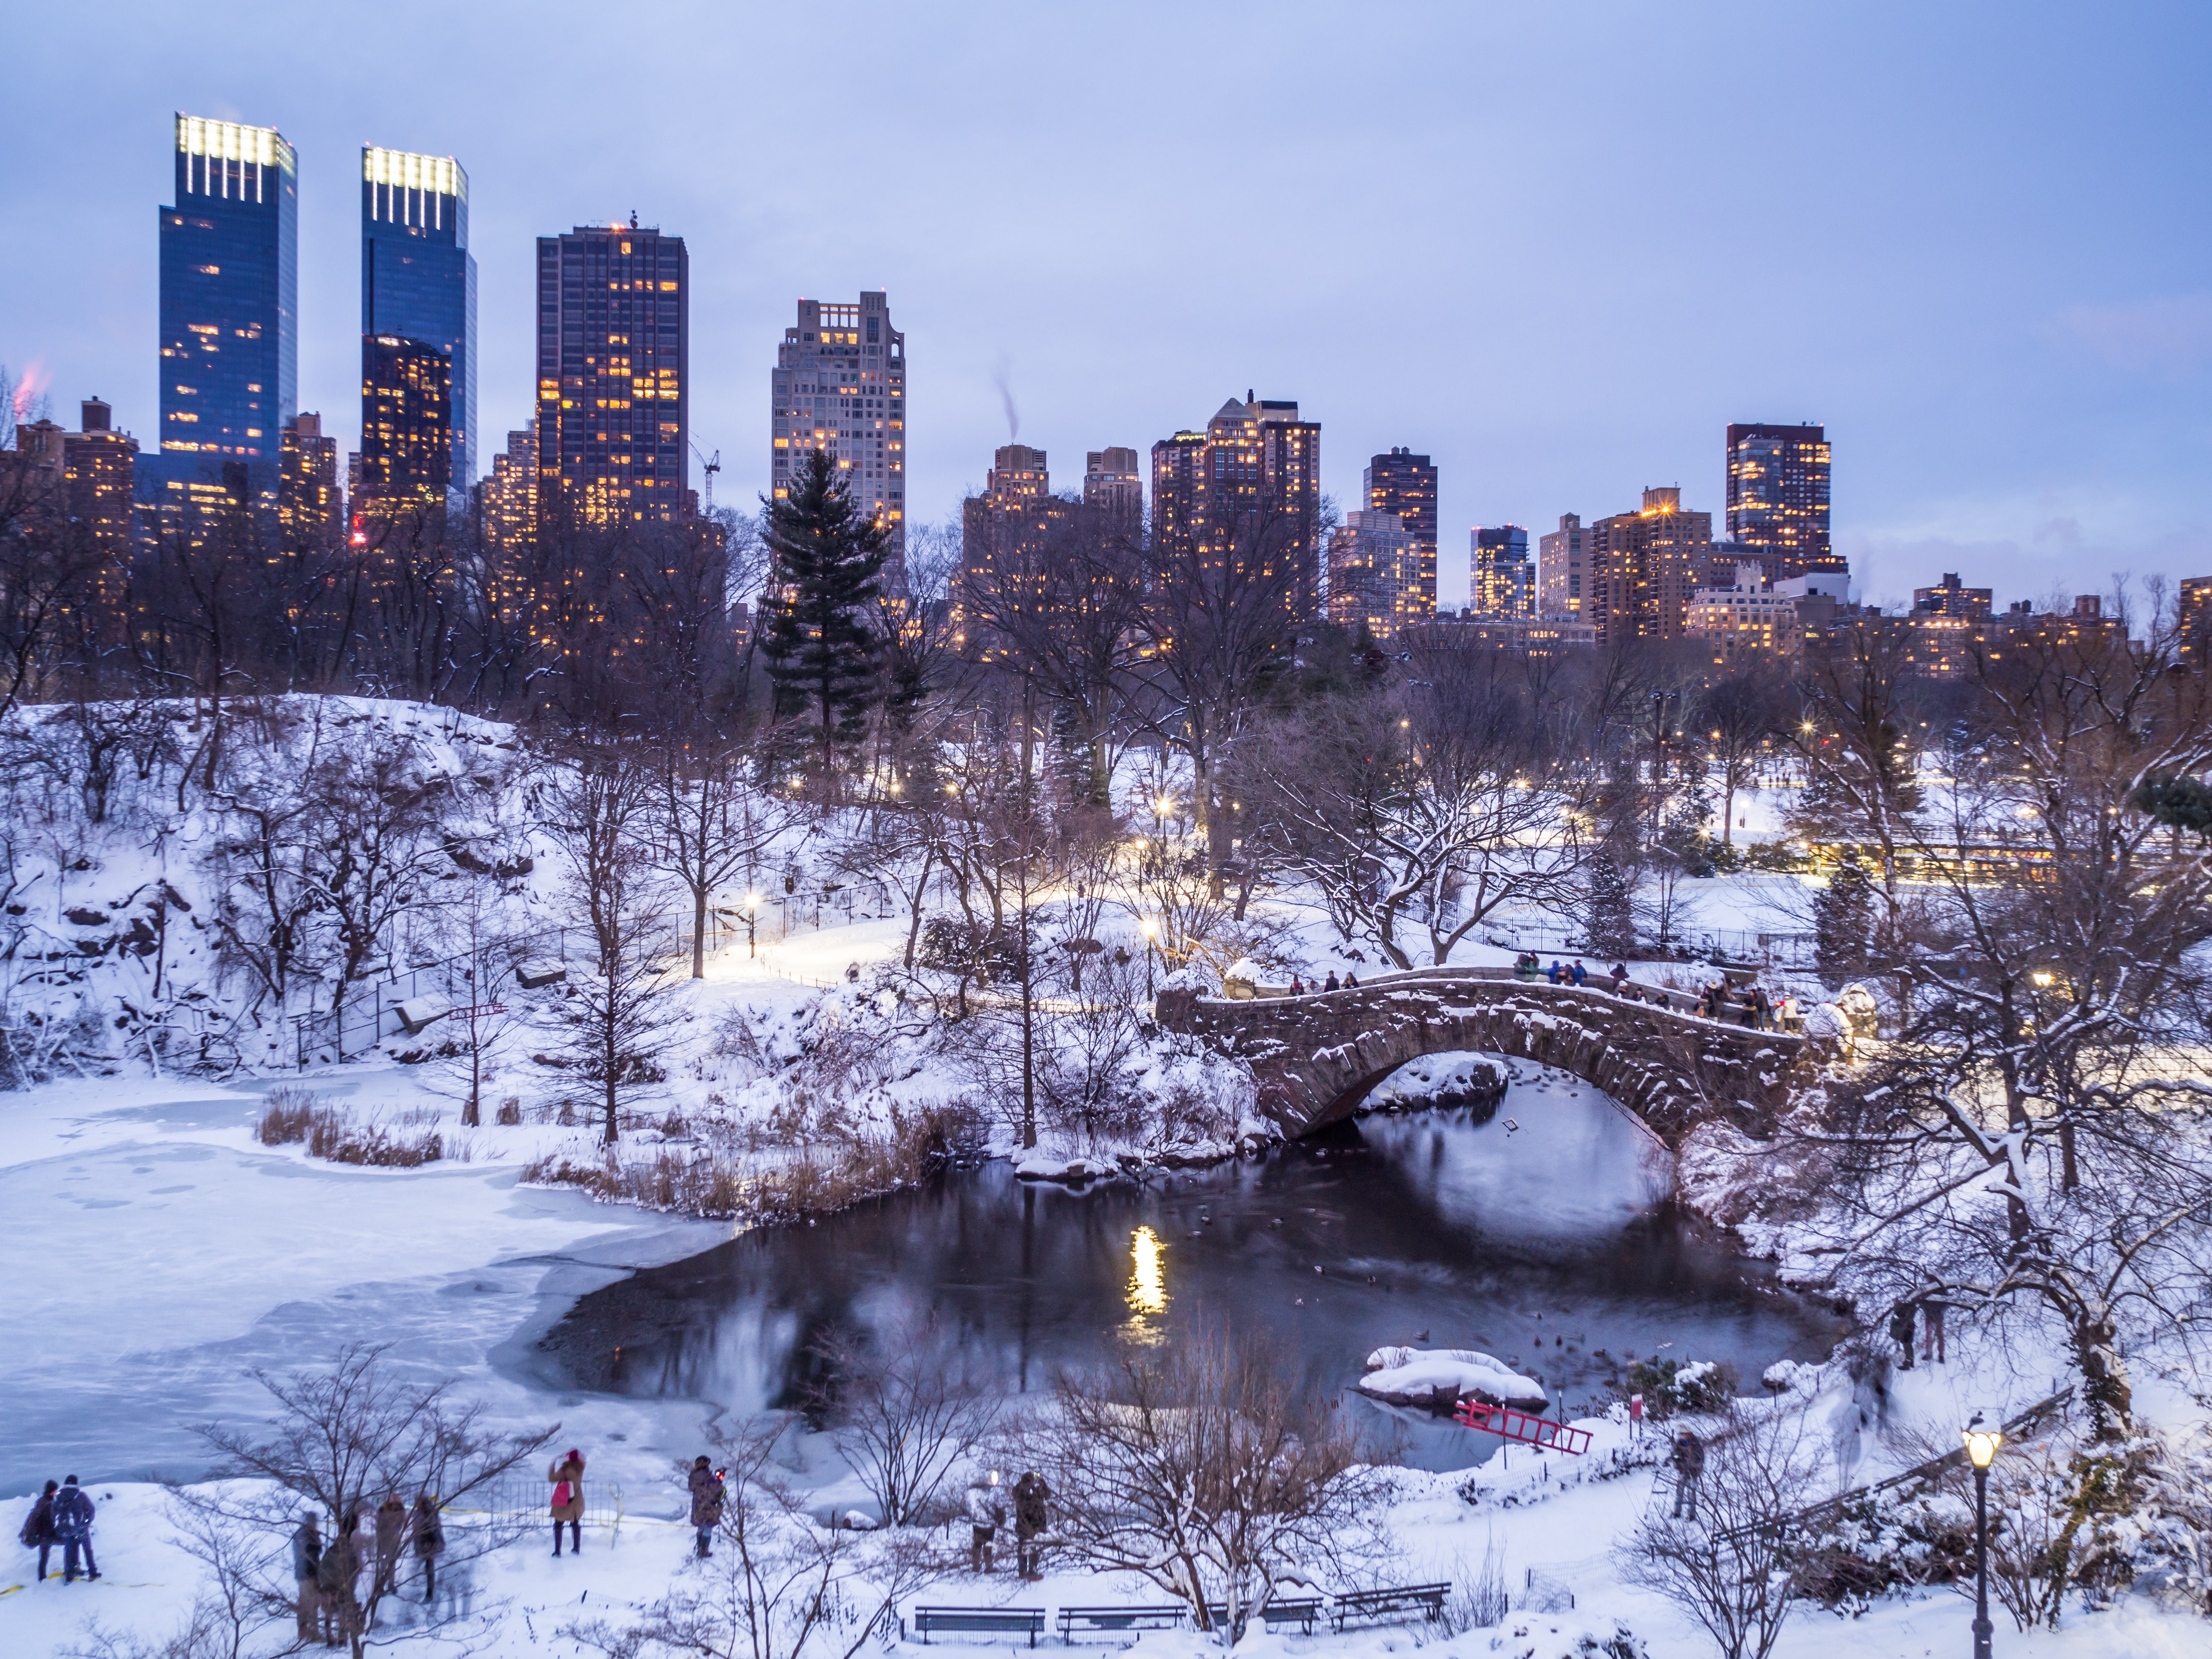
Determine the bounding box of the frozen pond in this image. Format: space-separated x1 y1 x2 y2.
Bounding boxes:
536 1064 1847 1471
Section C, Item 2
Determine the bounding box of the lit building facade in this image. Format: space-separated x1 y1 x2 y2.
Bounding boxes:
1402 614 1598 657
1365 448 1437 619
154 113 298 522
535 219 690 525
1586 487 1712 645
1687 563 1848 664
1538 512 1587 619
481 427 538 557
1150 394 1321 601
1470 524 1533 618
1912 572 1993 619
956 443 1061 651
360 147 475 505
1725 422 1834 574
2181 576 2212 665
1083 447 1143 525
278 412 339 552
1327 509 1419 640
771 292 904 588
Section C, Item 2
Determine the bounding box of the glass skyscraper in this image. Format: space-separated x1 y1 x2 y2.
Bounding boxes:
536 220 690 524
360 147 475 506
155 113 298 520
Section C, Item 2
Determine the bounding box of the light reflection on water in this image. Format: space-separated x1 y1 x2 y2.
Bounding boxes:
540 1072 1845 1471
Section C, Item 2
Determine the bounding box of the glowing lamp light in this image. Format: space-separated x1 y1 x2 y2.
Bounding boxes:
744 892 760 912
1140 918 1158 940
2031 970 2055 987
1963 1412 2004 1469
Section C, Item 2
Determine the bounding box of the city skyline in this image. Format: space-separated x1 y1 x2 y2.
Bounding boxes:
5 3 2207 612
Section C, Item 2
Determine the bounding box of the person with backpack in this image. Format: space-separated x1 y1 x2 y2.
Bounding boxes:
291 1512 325 1640
1888 1298 1918 1370
688 1455 726 1559
411 1494 444 1603
1012 1471 1051 1581
1668 1431 1706 1521
52 1475 96 1583
19 1479 58 1584
965 1471 1004 1573
316 1512 362 1647
549 1448 586 1555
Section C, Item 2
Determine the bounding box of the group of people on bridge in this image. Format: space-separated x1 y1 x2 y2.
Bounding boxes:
1508 953 1803 1033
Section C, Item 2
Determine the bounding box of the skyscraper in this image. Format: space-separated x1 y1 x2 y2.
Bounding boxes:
1083 447 1143 525
1327 510 1418 640
957 444 1060 652
360 147 475 505
1725 422 1834 574
1150 394 1321 602
772 292 905 587
1538 513 1587 619
1587 487 1712 645
278 412 339 552
1470 525 1533 618
155 113 297 521
1365 448 1437 619
536 219 690 525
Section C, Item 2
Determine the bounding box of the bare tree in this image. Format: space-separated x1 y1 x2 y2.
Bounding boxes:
568 1419 936 1659
1696 668 1781 848
811 1308 999 1526
548 749 679 1144
1003 1322 1394 1644
649 735 805 978
178 1343 555 1659
1616 1406 1824 1659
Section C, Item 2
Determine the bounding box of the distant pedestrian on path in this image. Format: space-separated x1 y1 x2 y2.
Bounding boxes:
411 1494 443 1603
52 1476 96 1583
1322 971 1339 993
317 1512 362 1646
688 1456 726 1559
1547 960 1563 984
1888 1298 1918 1370
291 1512 324 1640
965 1472 1003 1573
549 1448 586 1555
1668 1431 1705 1521
1343 972 1359 990
1013 1471 1051 1581
20 1479 58 1584
1571 959 1588 985
1289 975 1304 996
1609 962 1629 993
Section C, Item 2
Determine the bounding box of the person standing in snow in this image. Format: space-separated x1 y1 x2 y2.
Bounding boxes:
1012 1471 1051 1581
291 1512 325 1640
549 1448 586 1555
411 1494 443 1603
965 1471 1004 1573
52 1475 96 1583
1920 1299 1947 1365
1668 1431 1706 1521
1609 962 1629 993
373 1494 406 1596
1571 959 1588 985
1546 960 1563 984
317 1511 363 1646
1322 971 1339 993
21 1479 58 1584
1888 1298 1917 1370
688 1456 726 1559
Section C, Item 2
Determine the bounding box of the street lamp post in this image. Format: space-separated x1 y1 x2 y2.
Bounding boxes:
1963 1411 2005 1659
1140 918 1158 1001
745 893 761 960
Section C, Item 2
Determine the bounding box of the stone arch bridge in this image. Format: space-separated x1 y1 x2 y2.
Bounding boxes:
1155 969 1816 1144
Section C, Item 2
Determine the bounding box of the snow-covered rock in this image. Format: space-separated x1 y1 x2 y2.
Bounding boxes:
1359 1345 1546 1409
1159 963 1219 996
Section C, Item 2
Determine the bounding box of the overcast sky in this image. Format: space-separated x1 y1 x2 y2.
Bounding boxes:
4 2 2207 610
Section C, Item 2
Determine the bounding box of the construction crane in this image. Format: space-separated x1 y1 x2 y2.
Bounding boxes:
691 442 721 513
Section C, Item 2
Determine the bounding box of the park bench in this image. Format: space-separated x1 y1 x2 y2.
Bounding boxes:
1330 1583 1451 1630
910 1607 1046 1646
1056 1606 1187 1640
1202 1597 1322 1636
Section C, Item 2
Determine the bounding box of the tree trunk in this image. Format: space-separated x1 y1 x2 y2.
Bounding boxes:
2070 1311 2131 1443
692 886 708 979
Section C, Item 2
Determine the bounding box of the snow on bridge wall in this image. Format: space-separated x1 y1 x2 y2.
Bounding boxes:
1155 970 1814 1143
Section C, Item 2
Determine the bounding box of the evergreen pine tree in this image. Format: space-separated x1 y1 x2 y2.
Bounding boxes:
1814 851 1875 989
1584 849 1635 956
759 448 888 778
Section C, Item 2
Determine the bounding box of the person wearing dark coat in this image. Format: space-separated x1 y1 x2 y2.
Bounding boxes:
1012 1472 1051 1581
291 1513 325 1640
1669 1431 1707 1521
316 1514 362 1646
1888 1298 1918 1369
1570 959 1588 986
411 1495 444 1603
1322 971 1339 993
1343 972 1359 990
688 1456 726 1558
19 1480 58 1584
52 1476 96 1583
549 1449 586 1555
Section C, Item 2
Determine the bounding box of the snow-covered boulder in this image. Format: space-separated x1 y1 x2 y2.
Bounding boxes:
1359 1346 1546 1410
1801 1001 1847 1042
1221 957 1266 999
1160 963 1220 997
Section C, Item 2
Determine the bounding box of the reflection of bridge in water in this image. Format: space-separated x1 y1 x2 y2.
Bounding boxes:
1155 968 1817 1142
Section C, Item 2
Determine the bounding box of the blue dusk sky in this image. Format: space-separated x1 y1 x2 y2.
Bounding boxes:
3 1 2207 611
